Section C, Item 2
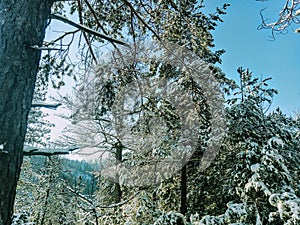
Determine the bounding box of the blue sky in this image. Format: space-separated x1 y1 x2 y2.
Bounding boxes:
205 0 300 115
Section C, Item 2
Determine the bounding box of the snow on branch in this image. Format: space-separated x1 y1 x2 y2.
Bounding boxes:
258 0 300 37
66 185 139 209
30 45 65 51
95 192 140 209
50 14 129 47
23 146 79 156
31 101 62 109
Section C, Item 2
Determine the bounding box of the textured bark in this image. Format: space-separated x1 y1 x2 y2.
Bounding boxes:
114 143 123 203
180 156 187 215
0 1 54 224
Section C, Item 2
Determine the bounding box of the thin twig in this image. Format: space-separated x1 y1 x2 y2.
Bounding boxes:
46 29 80 45
77 0 98 64
66 185 139 209
82 0 118 48
121 0 161 41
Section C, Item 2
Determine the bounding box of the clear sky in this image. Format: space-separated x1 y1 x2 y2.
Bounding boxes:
205 0 300 115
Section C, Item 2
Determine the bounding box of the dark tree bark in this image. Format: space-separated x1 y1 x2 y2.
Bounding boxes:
0 1 54 224
114 142 123 203
180 156 187 215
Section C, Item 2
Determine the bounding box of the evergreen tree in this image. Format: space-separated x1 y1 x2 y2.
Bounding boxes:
58 1 230 224
189 68 300 224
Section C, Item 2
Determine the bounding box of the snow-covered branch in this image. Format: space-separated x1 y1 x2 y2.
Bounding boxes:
23 146 79 156
258 0 300 37
66 185 139 209
31 101 62 109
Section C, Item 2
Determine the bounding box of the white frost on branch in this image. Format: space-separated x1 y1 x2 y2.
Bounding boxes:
11 211 33 225
31 101 62 109
250 163 260 173
267 137 284 147
23 145 79 156
0 142 8 153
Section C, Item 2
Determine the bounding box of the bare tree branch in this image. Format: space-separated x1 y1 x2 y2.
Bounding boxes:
46 29 80 46
95 192 139 209
82 0 124 58
50 14 129 46
66 185 139 209
121 0 161 41
77 0 98 64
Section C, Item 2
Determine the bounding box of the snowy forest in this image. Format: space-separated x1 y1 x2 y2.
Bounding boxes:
0 0 299 225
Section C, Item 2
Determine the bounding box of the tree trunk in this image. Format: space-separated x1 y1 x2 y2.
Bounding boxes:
114 142 123 203
180 155 187 215
0 1 54 224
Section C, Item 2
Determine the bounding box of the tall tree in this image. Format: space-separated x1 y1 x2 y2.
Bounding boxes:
0 1 54 224
56 2 230 224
